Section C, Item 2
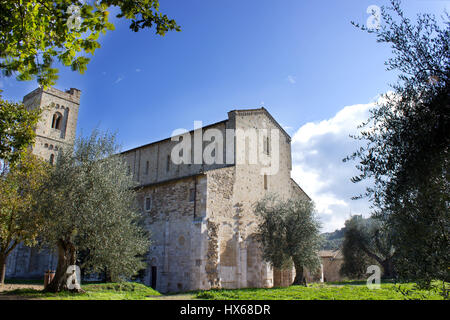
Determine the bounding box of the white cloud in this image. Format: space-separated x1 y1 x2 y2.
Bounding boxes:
291 100 376 232
114 76 123 84
287 75 296 84
135 68 141 72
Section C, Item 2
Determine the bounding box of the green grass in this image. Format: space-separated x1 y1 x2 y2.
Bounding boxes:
195 281 446 300
3 280 446 300
4 282 161 300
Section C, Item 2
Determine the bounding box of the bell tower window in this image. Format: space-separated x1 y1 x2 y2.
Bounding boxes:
51 112 63 130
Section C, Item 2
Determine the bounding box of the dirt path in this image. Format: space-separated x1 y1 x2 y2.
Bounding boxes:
0 294 37 300
0 284 44 292
0 284 43 300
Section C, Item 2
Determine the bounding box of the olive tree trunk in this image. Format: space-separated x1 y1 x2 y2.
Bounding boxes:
381 259 396 279
45 239 82 293
292 259 307 286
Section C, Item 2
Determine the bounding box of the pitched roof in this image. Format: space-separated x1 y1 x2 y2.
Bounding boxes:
319 250 343 259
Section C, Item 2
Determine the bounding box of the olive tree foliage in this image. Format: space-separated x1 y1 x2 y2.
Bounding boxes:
340 215 395 279
345 0 449 286
254 194 322 285
36 130 149 292
0 0 180 87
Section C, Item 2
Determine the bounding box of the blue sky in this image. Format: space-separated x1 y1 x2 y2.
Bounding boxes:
2 0 449 232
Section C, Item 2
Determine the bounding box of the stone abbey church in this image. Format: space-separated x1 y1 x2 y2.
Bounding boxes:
6 86 309 292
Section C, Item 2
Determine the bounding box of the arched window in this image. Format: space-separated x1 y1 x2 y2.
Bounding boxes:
49 154 54 165
51 112 63 130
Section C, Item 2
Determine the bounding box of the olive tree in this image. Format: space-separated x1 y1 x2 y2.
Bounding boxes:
255 194 322 286
37 130 149 292
345 0 449 287
340 215 395 279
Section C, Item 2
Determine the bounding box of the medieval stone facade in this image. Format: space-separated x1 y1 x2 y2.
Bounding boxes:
6 87 310 292
122 108 309 292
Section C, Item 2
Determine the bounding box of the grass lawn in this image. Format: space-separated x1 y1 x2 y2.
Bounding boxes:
195 281 447 300
1 280 446 300
3 282 161 300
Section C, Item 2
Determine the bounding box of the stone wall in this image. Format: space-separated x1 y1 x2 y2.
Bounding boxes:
321 254 344 282
137 174 210 293
5 243 57 279
122 121 231 186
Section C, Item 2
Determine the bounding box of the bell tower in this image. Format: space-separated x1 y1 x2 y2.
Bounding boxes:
22 87 81 163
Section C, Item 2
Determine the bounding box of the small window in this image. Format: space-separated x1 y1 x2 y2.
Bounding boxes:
166 155 171 172
264 174 268 190
189 188 195 202
145 161 149 175
264 136 270 155
144 196 152 211
49 154 54 165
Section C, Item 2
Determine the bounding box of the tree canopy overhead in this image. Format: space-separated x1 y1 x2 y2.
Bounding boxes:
0 0 180 87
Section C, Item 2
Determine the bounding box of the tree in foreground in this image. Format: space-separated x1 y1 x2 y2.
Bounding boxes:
0 0 180 87
37 130 149 292
345 0 449 287
255 194 322 286
0 95 41 166
0 152 49 285
0 94 44 285
340 215 395 279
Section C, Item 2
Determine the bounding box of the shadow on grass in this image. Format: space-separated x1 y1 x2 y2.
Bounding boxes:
4 278 43 285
